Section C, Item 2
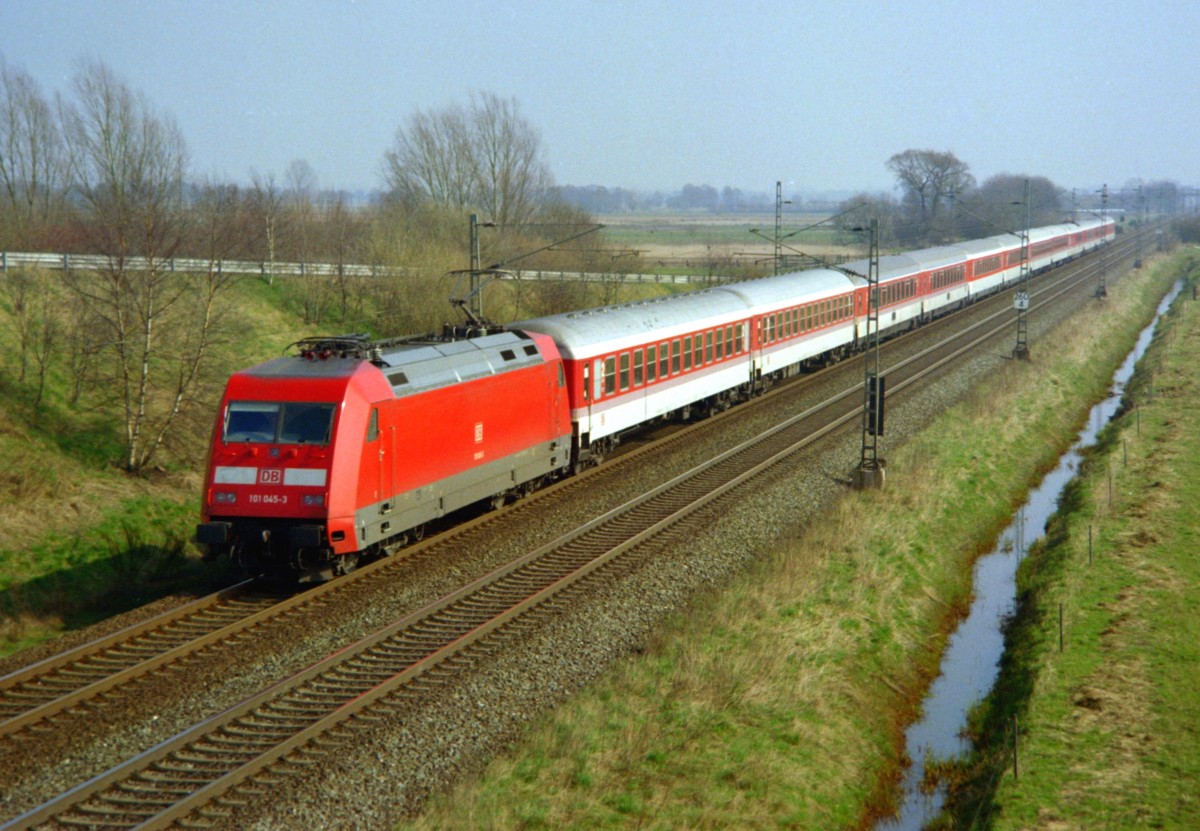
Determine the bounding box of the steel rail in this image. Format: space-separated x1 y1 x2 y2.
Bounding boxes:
1 231 1146 831
0 232 1139 751
3 233 1144 830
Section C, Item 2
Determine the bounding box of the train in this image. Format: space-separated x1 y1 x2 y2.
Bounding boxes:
196 217 1114 580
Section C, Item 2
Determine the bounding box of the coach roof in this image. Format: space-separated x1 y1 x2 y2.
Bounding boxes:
514 288 750 359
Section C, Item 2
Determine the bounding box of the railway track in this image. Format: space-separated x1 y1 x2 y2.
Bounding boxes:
0 230 1142 750
0 582 277 740
1 230 1150 831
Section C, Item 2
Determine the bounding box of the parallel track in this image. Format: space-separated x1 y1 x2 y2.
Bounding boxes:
0 231 1142 747
1 231 1149 831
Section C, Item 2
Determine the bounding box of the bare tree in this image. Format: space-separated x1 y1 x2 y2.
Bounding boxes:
836 192 899 248
383 102 472 209
0 57 69 248
61 59 197 472
958 175 1061 237
382 91 554 227
250 169 284 284
467 92 553 228
887 149 974 244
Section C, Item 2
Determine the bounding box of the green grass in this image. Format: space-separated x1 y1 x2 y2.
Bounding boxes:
400 255 1183 828
0 264 685 658
942 252 1200 829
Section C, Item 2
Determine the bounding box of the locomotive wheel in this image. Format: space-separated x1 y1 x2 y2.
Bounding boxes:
411 523 425 542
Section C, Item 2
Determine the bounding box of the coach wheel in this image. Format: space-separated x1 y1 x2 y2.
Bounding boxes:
411 523 425 542
334 552 360 577
491 493 507 511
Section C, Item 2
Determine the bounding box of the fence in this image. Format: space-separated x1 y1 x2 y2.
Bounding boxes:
0 251 707 284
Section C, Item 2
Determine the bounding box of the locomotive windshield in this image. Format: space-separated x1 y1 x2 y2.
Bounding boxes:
223 402 336 445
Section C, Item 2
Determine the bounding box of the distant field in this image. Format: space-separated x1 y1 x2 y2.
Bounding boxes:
596 213 855 261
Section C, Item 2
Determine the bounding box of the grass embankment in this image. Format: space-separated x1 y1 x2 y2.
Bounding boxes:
943 256 1200 829
0 272 306 655
0 269 676 658
404 254 1185 830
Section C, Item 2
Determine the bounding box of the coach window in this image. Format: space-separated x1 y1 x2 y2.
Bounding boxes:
683 336 693 371
765 315 774 343
734 323 744 353
703 330 713 363
619 352 631 391
694 334 704 366
582 363 590 401
714 328 724 360
659 341 669 377
633 349 644 386
646 344 657 382
603 356 616 396
672 339 682 373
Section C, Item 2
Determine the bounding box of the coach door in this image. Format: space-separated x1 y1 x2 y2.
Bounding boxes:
753 316 766 391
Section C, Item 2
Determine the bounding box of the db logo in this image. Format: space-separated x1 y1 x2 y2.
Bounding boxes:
259 468 283 485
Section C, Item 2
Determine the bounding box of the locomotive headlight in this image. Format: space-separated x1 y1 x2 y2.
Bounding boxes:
303 494 325 507
213 491 237 504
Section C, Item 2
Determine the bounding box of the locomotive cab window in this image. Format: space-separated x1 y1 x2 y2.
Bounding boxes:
224 401 335 445
366 408 379 443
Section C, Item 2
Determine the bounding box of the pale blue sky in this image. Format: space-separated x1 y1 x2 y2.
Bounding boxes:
5 0 1197 197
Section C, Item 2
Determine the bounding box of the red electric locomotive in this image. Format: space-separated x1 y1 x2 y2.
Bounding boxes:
197 330 571 581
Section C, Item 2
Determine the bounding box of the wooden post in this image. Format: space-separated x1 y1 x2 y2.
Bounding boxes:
1013 716 1020 780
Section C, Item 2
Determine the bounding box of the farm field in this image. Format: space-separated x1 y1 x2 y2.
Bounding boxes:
596 212 855 264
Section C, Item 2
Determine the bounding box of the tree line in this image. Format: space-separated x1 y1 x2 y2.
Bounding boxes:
0 56 594 475
835 149 1183 248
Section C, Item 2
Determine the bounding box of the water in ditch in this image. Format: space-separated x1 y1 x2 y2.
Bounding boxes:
874 278 1183 831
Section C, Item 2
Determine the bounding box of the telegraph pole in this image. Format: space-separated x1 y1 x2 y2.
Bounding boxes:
1134 185 1145 269
774 181 784 274
1096 184 1109 296
853 218 885 490
1013 178 1032 360
469 213 485 321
